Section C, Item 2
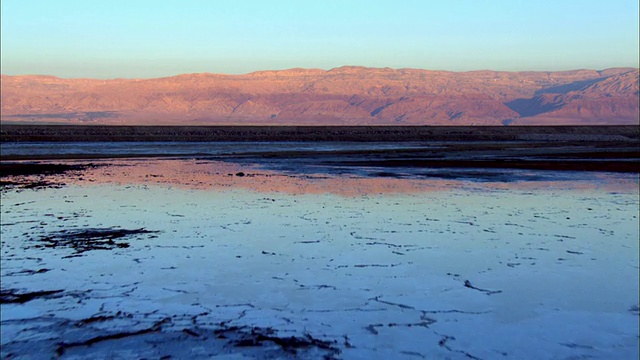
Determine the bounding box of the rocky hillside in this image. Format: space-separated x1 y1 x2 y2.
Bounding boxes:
1 67 638 125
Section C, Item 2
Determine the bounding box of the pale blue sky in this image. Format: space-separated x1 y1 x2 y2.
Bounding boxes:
1 0 638 78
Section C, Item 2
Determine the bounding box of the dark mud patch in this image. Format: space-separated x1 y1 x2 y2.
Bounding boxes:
295 240 321 244
3 314 342 359
364 320 436 335
0 179 65 190
0 289 64 304
31 228 159 256
56 317 170 356
76 315 118 326
4 268 51 276
463 280 502 295
0 163 94 177
0 162 99 190
217 325 341 358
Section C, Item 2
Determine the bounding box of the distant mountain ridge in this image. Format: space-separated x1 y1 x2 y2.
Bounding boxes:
1 67 638 125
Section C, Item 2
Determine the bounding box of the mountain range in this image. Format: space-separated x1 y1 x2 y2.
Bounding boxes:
1 67 638 125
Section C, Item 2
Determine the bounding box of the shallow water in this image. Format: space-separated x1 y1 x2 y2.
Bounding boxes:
1 158 638 359
0 141 440 158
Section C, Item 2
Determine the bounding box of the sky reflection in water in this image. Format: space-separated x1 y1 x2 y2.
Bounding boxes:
64 158 640 196
1 158 638 359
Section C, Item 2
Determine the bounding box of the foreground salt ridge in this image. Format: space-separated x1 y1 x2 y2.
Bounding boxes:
1 161 639 359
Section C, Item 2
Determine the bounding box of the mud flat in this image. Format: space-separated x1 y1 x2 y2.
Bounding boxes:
2 127 639 174
1 127 638 359
1 157 638 359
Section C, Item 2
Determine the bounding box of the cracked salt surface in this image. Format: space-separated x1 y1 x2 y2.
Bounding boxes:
1 160 638 359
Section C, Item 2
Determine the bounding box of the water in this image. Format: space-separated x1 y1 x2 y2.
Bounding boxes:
0 141 440 158
1 153 638 359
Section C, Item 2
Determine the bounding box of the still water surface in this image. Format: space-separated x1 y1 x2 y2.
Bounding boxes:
0 155 638 359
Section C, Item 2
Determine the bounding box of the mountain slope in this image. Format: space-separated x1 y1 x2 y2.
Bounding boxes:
1 67 637 125
508 70 639 125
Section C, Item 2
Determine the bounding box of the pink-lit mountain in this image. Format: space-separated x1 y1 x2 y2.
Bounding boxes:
1 67 638 125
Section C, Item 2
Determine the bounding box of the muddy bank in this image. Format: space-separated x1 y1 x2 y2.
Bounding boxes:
0 163 99 190
2 125 639 142
216 143 640 173
32 228 159 257
2 141 639 174
0 163 95 177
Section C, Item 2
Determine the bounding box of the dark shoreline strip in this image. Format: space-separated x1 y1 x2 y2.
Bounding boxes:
2 125 638 142
337 159 640 173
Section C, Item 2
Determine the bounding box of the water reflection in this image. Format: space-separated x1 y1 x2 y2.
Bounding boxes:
0 141 438 158
68 158 639 196
1 157 638 359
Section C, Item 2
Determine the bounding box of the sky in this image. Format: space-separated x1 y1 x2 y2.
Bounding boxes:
1 0 638 78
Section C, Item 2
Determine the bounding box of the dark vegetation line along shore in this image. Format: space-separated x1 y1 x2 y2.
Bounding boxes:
1 125 639 142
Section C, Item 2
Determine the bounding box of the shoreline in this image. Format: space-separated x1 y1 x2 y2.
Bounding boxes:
2 125 639 142
2 125 638 173
2 147 638 173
